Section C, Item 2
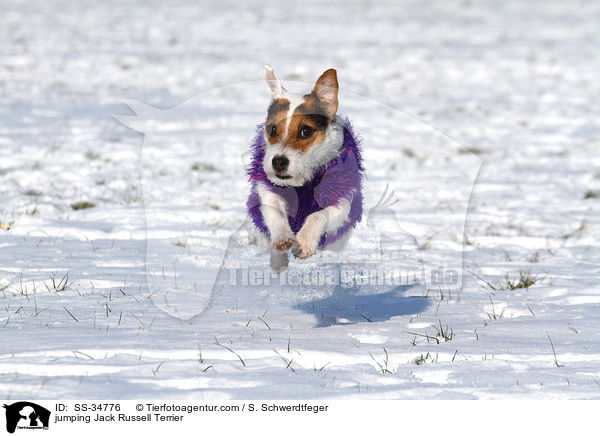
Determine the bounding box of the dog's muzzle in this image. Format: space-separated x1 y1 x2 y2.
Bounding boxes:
272 155 291 179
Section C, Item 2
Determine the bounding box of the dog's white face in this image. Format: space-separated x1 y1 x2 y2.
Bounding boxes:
262 66 343 187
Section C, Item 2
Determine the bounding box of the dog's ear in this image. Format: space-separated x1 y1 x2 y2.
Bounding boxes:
313 69 338 119
264 65 282 98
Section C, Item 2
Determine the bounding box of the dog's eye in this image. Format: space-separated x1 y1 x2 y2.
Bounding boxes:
267 124 277 137
299 125 314 139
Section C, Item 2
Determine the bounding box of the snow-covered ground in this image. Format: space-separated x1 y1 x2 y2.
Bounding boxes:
1 0 599 399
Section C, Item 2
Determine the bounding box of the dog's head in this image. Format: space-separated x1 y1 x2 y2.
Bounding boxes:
262 66 343 187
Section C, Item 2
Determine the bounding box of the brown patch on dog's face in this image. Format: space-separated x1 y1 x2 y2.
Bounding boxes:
265 93 333 152
283 93 330 152
265 98 290 145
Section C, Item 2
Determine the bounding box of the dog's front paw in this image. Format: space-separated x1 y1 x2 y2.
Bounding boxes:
293 223 322 259
272 235 294 251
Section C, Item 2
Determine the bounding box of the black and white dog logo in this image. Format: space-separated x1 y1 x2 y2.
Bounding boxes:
3 402 50 433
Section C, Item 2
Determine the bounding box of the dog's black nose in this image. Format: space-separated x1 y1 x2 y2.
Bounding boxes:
272 155 289 172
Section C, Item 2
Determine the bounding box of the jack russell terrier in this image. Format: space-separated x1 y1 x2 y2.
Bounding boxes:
247 66 364 272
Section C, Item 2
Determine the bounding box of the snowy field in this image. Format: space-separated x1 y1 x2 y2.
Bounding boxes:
1 0 599 399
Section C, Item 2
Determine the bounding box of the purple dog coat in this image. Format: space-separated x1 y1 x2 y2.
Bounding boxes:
247 118 364 248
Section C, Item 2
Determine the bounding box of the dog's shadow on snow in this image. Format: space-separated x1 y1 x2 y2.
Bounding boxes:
297 284 430 328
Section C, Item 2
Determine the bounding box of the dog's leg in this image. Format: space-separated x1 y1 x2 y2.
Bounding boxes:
257 183 294 251
270 250 289 273
294 199 351 259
